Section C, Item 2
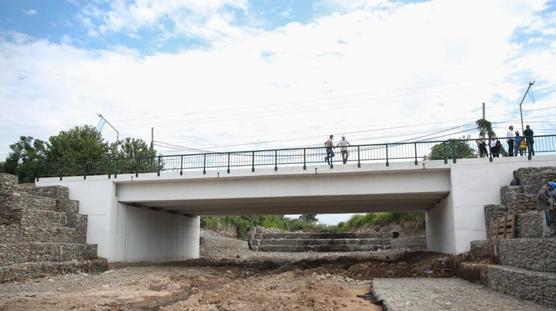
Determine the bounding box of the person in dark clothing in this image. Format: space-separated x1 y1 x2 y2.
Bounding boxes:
324 135 335 165
523 125 534 157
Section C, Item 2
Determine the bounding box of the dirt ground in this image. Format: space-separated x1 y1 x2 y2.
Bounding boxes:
0 231 454 310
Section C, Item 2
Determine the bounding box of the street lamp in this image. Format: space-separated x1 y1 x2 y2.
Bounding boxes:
519 81 535 133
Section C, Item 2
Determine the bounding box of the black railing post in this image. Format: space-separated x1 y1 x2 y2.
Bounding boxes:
135 159 138 178
203 154 207 175
303 149 306 170
443 142 448 164
274 150 278 171
414 142 418 165
227 152 231 174
357 146 361 168
157 156 161 176
83 160 87 180
35 161 40 182
251 151 255 172
114 159 118 179
452 143 457 163
108 158 112 179
385 144 389 167
180 155 183 175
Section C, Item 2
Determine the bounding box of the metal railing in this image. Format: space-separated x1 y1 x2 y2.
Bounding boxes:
36 135 556 179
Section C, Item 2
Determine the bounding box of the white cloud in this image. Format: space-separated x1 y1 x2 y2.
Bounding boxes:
23 9 38 16
79 0 249 40
1 0 555 161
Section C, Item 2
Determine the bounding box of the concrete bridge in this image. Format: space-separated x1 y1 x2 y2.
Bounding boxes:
36 155 556 262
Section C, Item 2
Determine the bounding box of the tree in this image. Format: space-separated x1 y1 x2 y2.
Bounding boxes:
47 125 109 161
429 139 475 160
476 119 495 138
476 118 507 156
299 213 318 223
110 138 156 159
109 138 158 173
3 136 47 183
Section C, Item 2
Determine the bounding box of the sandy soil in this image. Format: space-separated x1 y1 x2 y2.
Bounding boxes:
0 232 452 310
0 264 383 311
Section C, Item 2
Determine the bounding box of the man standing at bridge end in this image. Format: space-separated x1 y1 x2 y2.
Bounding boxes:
324 135 335 166
337 136 350 164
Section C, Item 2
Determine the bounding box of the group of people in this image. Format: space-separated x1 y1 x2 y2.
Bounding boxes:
324 135 350 165
476 125 535 158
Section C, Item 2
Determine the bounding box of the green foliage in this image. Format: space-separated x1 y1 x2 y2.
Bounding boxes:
201 212 424 239
47 125 108 161
298 213 318 223
429 139 475 160
2 125 159 179
4 136 47 183
476 118 495 138
201 215 343 239
109 138 158 174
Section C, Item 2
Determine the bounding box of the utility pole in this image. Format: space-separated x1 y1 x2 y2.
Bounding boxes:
482 102 485 120
151 127 154 150
97 114 119 141
519 81 535 133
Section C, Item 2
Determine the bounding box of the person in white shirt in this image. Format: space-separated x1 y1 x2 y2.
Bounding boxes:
337 136 350 164
506 125 514 156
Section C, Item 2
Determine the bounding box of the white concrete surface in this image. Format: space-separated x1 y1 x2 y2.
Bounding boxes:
37 155 556 259
36 177 199 262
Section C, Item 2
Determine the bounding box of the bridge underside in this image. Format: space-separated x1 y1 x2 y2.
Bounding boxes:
126 192 449 215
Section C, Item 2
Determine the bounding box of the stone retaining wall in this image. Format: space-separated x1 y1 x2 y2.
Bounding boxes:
487 265 556 308
0 173 107 282
248 231 397 252
514 167 556 195
390 235 426 250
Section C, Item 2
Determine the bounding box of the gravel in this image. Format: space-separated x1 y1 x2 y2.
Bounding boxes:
372 278 554 311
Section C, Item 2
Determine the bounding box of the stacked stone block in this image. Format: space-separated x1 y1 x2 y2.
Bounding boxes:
469 167 556 308
0 173 107 282
248 230 397 252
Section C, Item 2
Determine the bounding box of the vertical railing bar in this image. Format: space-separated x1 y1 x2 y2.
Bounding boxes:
303 148 307 170
180 155 183 175
452 142 457 164
251 151 255 172
227 152 231 173
203 154 207 175
274 150 278 171
443 142 448 164
385 144 389 167
414 142 418 165
357 146 361 168
157 156 161 176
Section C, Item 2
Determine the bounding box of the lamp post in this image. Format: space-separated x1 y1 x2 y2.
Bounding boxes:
97 113 120 141
519 81 535 133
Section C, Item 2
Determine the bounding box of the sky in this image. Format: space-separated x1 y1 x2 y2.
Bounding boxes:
1 0 556 224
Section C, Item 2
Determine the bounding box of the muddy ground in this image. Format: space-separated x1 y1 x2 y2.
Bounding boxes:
0 231 453 310
0 252 453 311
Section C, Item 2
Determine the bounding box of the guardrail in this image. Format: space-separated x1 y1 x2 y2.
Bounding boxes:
36 135 556 179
